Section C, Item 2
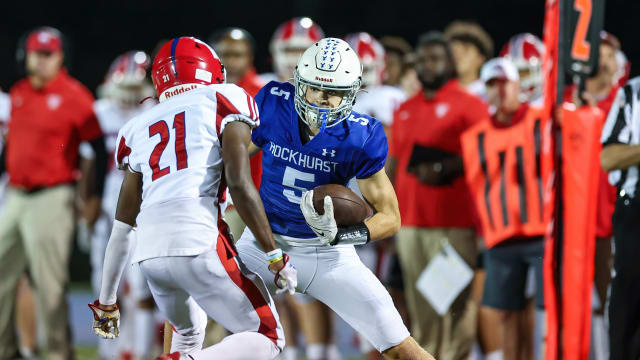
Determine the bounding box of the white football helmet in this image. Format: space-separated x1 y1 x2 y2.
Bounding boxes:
345 32 385 88
271 17 325 81
294 38 362 129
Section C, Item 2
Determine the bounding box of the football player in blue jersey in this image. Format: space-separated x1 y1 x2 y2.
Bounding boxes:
235 38 434 360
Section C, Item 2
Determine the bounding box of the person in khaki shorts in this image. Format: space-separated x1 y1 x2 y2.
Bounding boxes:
0 27 107 360
388 31 490 359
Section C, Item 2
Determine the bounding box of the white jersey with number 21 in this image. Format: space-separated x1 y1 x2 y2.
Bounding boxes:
115 84 259 263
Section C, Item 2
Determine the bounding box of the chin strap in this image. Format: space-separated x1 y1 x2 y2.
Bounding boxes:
330 222 370 246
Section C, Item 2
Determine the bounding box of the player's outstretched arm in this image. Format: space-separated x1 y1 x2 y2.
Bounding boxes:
222 121 297 294
357 168 401 241
89 169 142 339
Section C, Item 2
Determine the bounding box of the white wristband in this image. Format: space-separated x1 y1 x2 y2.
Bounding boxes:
266 248 283 265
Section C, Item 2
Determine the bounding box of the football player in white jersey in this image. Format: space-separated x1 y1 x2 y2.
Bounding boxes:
79 50 157 360
88 37 296 360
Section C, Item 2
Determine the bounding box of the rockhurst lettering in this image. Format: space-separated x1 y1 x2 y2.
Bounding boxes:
268 141 339 173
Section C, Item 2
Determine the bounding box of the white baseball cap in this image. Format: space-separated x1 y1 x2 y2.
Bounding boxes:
481 57 519 83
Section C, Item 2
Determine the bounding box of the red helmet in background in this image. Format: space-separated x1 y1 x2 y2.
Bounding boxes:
500 33 545 102
270 17 324 81
152 37 225 101
345 32 385 88
98 50 155 107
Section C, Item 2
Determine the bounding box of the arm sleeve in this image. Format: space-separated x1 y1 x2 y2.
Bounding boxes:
99 220 134 305
601 85 631 146
354 122 388 179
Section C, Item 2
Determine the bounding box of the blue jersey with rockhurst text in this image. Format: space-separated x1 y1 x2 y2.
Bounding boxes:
253 81 387 239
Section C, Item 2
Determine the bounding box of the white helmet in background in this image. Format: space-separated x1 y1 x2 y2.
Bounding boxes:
294 38 363 129
345 32 385 88
98 50 154 107
500 33 545 102
270 17 325 81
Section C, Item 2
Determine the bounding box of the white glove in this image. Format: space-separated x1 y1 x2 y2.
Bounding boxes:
88 300 120 339
300 190 338 245
270 253 298 295
77 218 92 253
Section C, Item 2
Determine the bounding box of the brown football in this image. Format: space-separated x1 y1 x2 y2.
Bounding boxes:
312 184 374 226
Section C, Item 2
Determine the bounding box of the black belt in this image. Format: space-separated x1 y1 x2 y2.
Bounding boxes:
14 182 74 195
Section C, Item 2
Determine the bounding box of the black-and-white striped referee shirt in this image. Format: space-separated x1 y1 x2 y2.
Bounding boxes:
601 77 640 198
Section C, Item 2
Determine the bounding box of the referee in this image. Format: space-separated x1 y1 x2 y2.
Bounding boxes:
601 77 640 359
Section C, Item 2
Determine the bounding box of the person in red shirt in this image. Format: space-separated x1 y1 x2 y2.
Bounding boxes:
0 27 107 360
389 31 490 358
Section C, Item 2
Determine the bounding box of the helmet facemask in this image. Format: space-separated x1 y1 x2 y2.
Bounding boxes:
293 68 361 129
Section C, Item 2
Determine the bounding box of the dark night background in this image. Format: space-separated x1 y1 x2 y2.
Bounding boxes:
0 0 636 94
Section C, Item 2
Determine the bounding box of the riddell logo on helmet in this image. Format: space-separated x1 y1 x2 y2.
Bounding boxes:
315 76 333 83
163 84 199 99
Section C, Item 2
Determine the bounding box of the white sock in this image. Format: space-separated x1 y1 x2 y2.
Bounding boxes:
590 314 609 360
98 337 120 359
327 344 342 360
306 344 327 360
486 350 504 360
190 332 279 360
534 309 547 360
134 308 156 359
280 347 298 360
467 342 483 360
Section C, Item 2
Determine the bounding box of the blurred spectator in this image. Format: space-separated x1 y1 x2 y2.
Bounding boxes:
600 77 640 360
565 31 629 360
444 21 494 98
349 33 407 134
444 21 500 359
389 31 489 359
379 36 413 86
461 58 548 360
380 36 421 97
0 27 107 360
261 17 325 83
500 33 545 107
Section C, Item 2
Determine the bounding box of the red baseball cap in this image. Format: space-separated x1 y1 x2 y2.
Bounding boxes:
26 28 62 53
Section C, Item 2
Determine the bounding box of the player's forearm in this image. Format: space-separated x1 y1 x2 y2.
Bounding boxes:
365 210 401 241
601 144 640 172
228 183 277 252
